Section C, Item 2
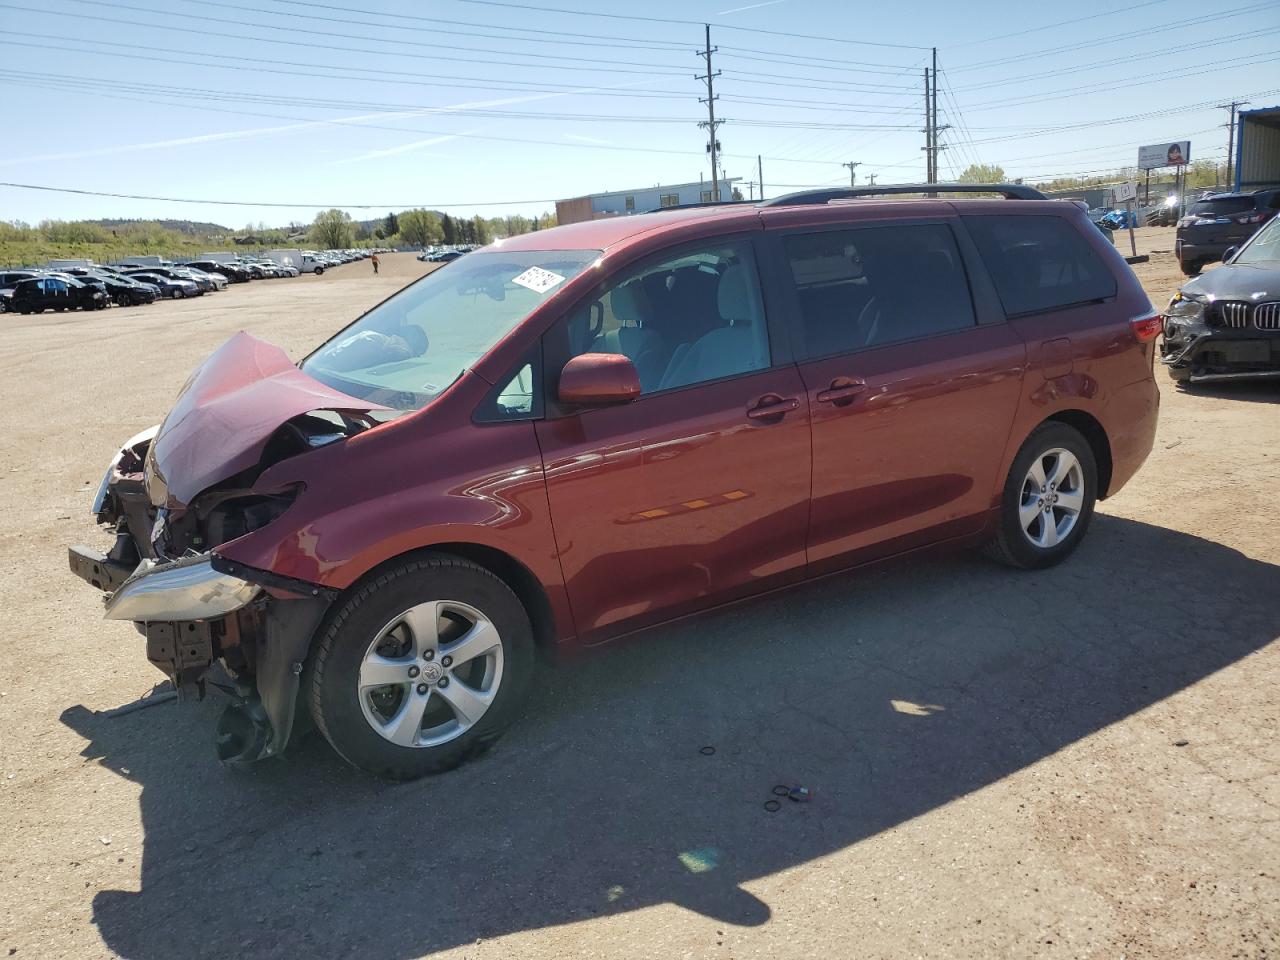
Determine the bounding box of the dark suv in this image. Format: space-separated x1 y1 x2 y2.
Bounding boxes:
71 185 1160 779
1176 190 1280 275
11 275 106 313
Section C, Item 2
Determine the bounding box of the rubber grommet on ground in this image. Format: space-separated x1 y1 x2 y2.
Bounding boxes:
764 800 781 812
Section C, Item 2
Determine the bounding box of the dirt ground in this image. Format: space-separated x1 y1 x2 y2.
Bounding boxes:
0 235 1276 960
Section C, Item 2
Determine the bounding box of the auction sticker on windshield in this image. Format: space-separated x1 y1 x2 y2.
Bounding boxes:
512 266 566 294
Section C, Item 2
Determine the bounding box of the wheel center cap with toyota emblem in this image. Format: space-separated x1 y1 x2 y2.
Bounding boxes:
420 661 445 684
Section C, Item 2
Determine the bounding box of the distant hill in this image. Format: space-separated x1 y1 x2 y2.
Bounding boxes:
87 218 231 236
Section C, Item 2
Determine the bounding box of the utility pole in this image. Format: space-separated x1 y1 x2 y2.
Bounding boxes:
931 47 939 183
922 69 934 184
1219 100 1248 190
842 161 862 187
868 172 877 187
757 154 763 201
696 24 722 201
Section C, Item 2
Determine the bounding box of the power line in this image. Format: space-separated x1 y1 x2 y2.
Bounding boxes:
252 0 692 50
0 180 558 209
0 39 691 97
949 0 1173 48
0 2 690 74
960 50 1280 113
0 67 928 132
950 0 1275 72
0 68 922 171
953 26 1280 93
448 0 932 48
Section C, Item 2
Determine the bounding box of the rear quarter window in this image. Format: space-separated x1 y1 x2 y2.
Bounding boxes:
963 214 1116 317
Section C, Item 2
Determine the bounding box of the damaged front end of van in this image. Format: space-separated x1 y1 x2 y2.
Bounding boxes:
69 332 387 763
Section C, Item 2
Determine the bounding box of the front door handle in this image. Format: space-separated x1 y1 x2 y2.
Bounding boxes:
746 395 800 420
815 377 867 405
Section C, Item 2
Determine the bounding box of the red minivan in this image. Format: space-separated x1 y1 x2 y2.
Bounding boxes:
71 185 1161 779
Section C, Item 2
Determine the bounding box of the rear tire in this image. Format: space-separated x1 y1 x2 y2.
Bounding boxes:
309 553 534 781
984 422 1098 570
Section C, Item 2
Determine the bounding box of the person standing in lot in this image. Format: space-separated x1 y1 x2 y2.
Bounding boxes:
371 253 380 275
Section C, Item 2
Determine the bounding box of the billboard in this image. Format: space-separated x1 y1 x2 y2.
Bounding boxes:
1138 141 1190 170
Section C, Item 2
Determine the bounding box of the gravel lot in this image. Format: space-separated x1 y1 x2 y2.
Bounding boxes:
0 238 1276 960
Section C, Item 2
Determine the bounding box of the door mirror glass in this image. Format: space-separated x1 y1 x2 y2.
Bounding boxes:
558 353 641 406
1222 246 1238 262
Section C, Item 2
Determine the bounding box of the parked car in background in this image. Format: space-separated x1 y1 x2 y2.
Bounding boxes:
84 269 162 302
427 249 463 263
70 184 1160 779
94 273 158 306
171 267 222 292
1162 211 1280 384
0 269 43 290
10 275 106 313
1175 189 1280 276
48 272 111 304
187 260 251 283
125 270 199 299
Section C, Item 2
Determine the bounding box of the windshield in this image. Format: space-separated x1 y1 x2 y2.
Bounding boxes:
1234 216 1280 265
302 247 598 411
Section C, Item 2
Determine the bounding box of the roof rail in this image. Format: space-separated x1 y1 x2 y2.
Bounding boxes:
760 183 1046 206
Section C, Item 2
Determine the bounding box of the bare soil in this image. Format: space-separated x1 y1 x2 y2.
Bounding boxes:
0 239 1276 959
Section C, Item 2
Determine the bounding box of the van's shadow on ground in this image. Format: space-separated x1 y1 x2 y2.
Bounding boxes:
62 515 1280 959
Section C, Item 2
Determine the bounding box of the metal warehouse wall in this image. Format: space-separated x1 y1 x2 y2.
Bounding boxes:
1238 108 1280 190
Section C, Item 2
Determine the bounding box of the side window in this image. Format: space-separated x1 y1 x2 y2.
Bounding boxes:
475 349 541 424
963 214 1116 317
659 194 679 208
624 195 635 212
784 223 976 359
557 240 771 395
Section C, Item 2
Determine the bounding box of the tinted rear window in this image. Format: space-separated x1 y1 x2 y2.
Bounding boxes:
963 214 1116 316
783 223 977 358
1188 197 1255 216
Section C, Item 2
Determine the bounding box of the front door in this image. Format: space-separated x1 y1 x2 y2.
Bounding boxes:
535 237 811 642
774 220 1026 570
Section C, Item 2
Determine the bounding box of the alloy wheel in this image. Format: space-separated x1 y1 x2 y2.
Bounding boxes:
1018 447 1085 549
358 600 504 748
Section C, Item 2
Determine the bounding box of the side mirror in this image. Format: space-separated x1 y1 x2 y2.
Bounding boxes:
558 353 641 407
1221 246 1238 262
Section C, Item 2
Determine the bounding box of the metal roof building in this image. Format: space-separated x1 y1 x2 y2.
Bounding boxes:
556 179 743 225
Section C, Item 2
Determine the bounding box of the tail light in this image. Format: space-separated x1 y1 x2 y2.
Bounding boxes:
1130 313 1164 343
1234 213 1265 224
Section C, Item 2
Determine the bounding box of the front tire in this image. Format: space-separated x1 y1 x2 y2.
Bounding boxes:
309 554 534 780
1179 258 1202 277
985 422 1098 570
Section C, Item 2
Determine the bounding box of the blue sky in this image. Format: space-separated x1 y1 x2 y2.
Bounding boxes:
1 0 1278 226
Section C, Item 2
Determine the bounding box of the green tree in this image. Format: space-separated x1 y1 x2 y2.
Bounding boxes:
471 215 490 245
310 208 354 249
384 211 400 237
957 163 1007 184
399 208 443 247
441 213 458 245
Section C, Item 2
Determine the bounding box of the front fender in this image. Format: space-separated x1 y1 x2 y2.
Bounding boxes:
215 412 572 641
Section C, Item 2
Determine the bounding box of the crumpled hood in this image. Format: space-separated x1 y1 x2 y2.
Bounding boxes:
1183 262 1280 302
147 331 387 507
